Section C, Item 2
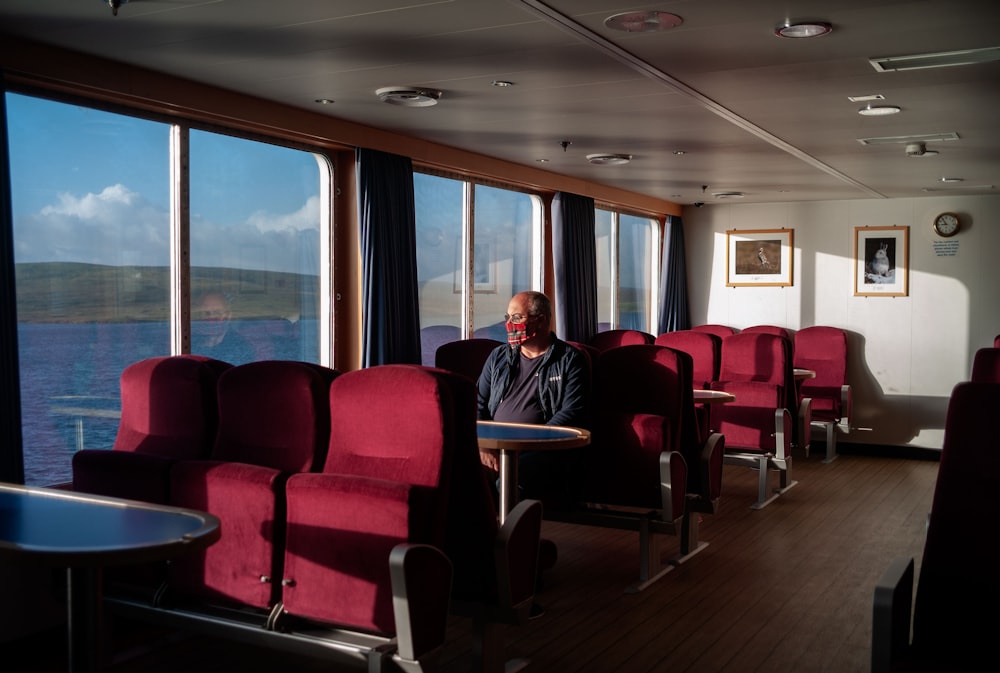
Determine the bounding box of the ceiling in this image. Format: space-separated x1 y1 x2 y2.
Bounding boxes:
1 0 998 206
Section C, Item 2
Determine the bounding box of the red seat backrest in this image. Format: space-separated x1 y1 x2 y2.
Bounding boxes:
655 330 722 387
113 355 231 458
211 360 337 472
970 347 1000 383
434 338 503 384
794 326 848 417
691 323 737 339
589 328 654 352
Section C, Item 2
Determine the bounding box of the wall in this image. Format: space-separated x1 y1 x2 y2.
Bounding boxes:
682 194 1000 450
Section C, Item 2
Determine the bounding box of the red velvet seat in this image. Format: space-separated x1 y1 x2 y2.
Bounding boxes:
655 330 722 389
588 328 654 352
970 347 1000 383
434 337 503 383
691 323 738 339
72 354 232 504
794 326 852 461
872 382 1000 673
710 332 797 509
168 360 338 610
741 324 793 342
548 344 723 591
282 364 541 673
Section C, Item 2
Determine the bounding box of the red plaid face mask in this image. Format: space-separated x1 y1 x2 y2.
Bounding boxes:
506 319 530 346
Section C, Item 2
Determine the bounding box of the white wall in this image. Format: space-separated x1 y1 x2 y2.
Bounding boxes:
682 194 1000 450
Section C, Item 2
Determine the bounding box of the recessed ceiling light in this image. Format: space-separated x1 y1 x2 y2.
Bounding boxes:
858 104 901 116
314 98 335 105
375 87 441 107
491 80 514 87
775 22 832 38
586 153 632 165
673 150 686 156
605 11 683 32
940 177 964 183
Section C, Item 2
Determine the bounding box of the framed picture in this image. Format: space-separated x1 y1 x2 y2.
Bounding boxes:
726 229 793 287
454 241 497 294
854 226 909 297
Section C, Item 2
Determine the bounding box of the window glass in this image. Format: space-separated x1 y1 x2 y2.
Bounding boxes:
471 185 537 340
414 172 464 364
619 213 656 331
595 209 614 332
8 93 171 485
594 208 658 333
414 174 541 363
189 130 322 365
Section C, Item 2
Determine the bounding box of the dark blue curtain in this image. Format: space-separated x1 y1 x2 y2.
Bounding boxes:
657 214 691 334
0 83 25 483
356 148 421 367
552 191 597 344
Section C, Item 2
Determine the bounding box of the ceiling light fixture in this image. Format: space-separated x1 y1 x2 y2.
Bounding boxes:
605 11 683 32
848 94 885 103
713 191 745 199
871 46 1000 72
314 98 335 105
375 87 441 107
105 0 128 16
586 153 632 165
939 177 964 183
858 104 901 116
491 80 514 87
905 142 938 157
775 21 832 38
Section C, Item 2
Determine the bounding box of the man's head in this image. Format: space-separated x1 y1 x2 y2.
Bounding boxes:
505 291 552 351
193 291 232 345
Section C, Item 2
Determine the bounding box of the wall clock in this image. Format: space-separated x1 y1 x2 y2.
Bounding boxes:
933 212 960 237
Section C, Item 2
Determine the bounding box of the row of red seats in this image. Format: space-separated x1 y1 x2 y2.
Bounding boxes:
72 356 540 673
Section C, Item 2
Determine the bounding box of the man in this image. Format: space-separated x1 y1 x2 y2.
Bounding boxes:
477 290 590 505
191 291 256 365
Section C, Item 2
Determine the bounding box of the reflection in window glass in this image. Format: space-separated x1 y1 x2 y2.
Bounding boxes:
8 93 171 485
189 131 322 365
414 174 540 364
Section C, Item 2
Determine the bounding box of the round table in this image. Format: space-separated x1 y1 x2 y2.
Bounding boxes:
476 421 590 523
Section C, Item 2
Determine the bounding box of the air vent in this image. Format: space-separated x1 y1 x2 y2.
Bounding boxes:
712 192 745 199
856 132 959 146
922 184 994 193
870 46 1000 72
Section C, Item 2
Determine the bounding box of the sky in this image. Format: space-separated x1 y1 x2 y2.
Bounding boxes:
6 92 321 273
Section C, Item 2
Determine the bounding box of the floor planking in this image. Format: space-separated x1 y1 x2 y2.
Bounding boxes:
7 448 938 673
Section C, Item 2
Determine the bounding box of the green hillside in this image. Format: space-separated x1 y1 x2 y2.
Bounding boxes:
15 262 315 322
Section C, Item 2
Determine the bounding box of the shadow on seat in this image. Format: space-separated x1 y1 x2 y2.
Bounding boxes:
794 326 852 462
871 381 1000 673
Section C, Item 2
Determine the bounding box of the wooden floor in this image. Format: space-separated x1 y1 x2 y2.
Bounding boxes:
8 448 938 673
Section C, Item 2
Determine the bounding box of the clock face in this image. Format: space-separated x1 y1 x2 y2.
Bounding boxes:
934 213 959 237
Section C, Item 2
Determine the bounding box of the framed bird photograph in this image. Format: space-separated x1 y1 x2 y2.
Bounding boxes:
726 228 794 287
854 225 909 297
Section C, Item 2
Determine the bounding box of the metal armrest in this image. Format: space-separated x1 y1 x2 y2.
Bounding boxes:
839 384 852 431
495 498 542 615
699 431 724 506
798 395 812 452
658 450 687 523
390 543 453 664
773 407 792 461
871 557 914 673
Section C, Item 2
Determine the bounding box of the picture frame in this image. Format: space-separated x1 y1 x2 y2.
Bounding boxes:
454 241 497 294
726 228 793 287
854 225 909 297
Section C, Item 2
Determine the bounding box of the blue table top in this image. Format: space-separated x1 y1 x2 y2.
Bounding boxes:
476 420 590 451
0 483 220 566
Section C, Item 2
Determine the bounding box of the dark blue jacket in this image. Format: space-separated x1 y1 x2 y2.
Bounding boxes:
477 335 590 428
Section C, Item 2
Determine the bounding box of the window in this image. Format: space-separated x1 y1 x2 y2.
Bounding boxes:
595 208 659 333
414 173 541 364
6 93 326 486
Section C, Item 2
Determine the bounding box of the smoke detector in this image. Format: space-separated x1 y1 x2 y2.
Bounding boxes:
375 87 441 107
586 153 632 165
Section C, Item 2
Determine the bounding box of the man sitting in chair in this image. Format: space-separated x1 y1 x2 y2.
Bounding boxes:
477 290 590 506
